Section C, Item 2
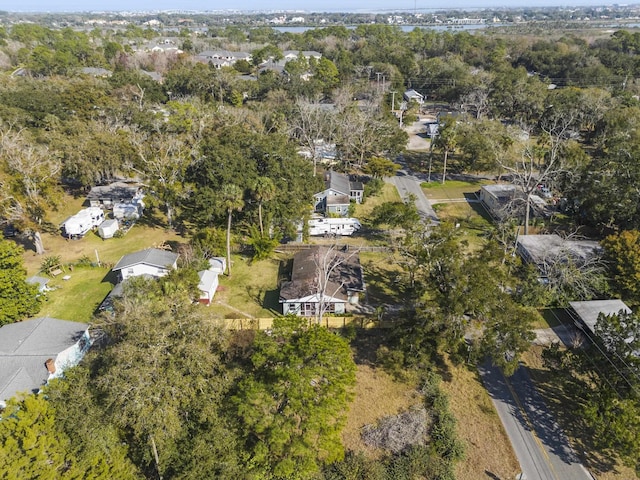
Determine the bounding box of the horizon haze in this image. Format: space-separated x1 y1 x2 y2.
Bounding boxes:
7 0 621 13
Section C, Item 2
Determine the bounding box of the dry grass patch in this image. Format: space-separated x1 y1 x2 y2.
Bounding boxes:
342 365 421 458
439 356 520 480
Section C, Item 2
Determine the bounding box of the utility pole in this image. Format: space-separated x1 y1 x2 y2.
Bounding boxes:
390 90 396 112
375 72 382 92
382 75 386 92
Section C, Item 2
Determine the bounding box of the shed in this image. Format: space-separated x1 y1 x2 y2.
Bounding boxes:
197 270 219 306
98 219 119 239
208 257 226 275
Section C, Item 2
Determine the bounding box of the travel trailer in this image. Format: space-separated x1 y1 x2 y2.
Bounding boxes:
308 217 361 237
61 207 105 238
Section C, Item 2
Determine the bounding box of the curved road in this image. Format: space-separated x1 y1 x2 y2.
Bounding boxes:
479 362 593 480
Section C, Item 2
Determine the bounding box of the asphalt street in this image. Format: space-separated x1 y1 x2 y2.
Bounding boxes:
386 169 439 224
479 362 593 480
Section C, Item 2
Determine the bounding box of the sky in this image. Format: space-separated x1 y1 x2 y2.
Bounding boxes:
7 0 620 13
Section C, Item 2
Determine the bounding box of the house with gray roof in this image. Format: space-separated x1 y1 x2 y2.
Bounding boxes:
0 317 90 407
112 248 178 281
86 182 143 208
479 184 549 221
195 50 252 69
568 300 632 337
314 171 364 217
279 246 365 317
516 234 602 277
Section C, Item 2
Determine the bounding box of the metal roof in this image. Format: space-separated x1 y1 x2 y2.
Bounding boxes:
569 300 632 335
516 234 601 267
112 248 178 271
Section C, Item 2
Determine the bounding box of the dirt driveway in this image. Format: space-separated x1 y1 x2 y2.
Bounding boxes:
404 116 435 151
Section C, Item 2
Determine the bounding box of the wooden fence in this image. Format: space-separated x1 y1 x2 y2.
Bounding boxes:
275 243 392 253
209 316 396 330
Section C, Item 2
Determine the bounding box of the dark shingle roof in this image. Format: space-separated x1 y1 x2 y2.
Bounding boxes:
112 248 178 271
280 246 364 302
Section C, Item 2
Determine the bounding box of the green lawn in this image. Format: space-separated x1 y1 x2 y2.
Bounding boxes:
421 179 490 201
20 192 185 323
37 266 114 322
354 182 402 219
208 254 282 318
360 251 405 306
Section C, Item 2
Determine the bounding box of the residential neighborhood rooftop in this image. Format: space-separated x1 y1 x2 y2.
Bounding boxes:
112 248 179 271
516 234 601 267
0 317 89 405
280 246 364 302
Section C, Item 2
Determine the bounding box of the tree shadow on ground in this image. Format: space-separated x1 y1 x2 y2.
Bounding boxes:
350 328 389 366
526 362 617 474
361 259 404 306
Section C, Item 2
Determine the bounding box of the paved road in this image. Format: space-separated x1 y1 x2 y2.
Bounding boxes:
387 169 439 224
479 362 593 480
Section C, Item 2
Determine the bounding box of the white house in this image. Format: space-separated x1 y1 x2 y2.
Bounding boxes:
112 248 179 281
403 89 424 104
0 317 91 407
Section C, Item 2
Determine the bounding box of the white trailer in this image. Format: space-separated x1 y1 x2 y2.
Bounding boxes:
308 217 361 237
62 207 105 238
98 219 119 239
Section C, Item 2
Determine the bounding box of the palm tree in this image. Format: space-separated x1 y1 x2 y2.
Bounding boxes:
253 177 276 236
219 184 244 277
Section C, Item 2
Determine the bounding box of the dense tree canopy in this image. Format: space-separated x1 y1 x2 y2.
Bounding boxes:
0 235 41 325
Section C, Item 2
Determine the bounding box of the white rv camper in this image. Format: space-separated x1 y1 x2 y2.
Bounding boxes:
308 217 361 237
62 207 105 238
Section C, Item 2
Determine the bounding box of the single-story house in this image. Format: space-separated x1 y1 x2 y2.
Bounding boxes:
282 50 322 61
479 184 549 221
568 299 632 338
279 246 365 317
516 234 602 277
403 89 424 104
314 171 364 216
195 50 251 68
0 317 91 407
86 182 143 208
112 248 179 281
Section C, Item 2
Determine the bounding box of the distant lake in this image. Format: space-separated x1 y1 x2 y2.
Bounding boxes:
273 23 491 33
